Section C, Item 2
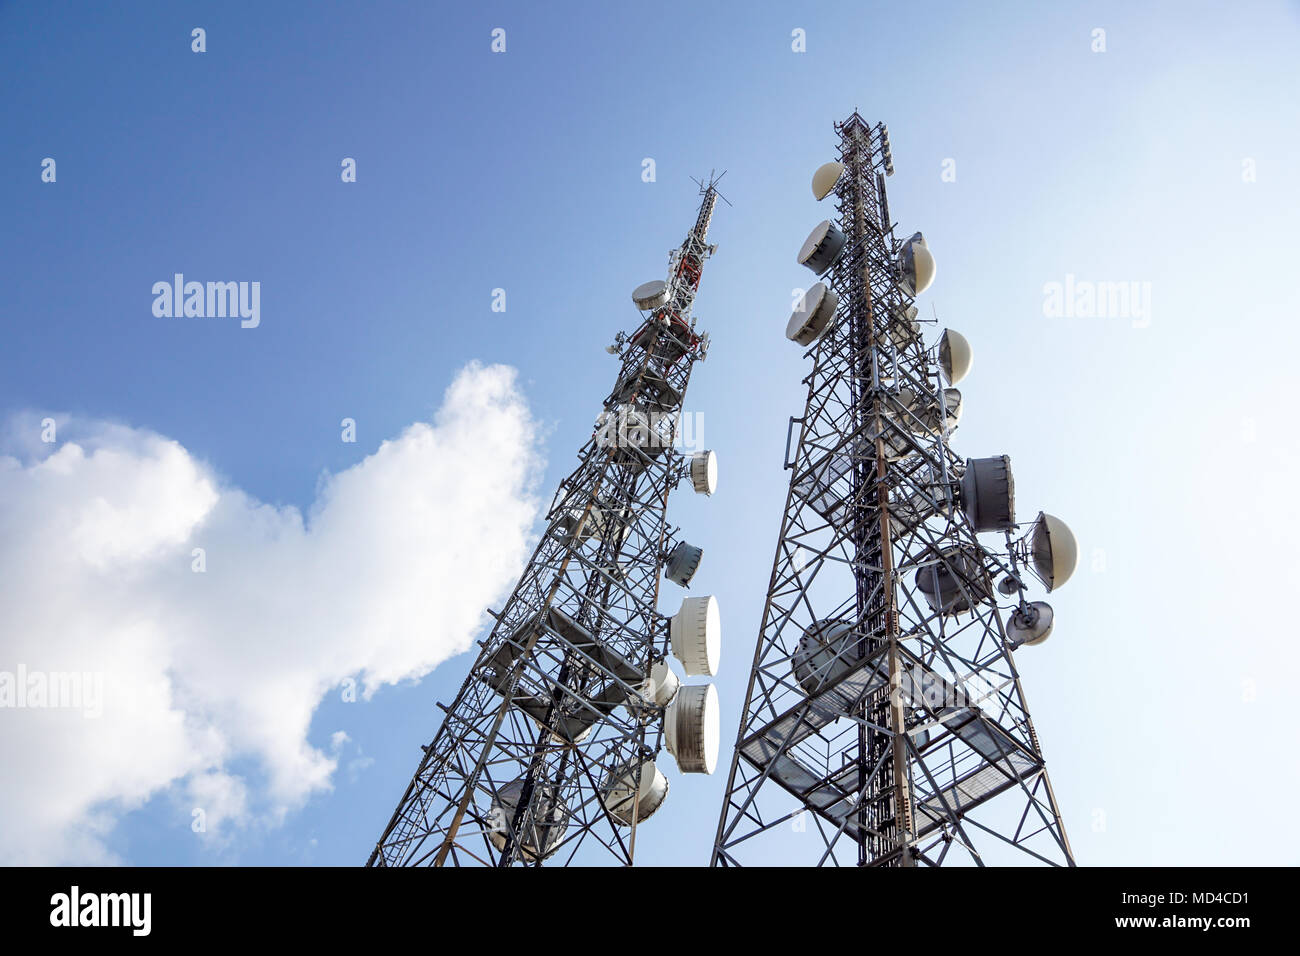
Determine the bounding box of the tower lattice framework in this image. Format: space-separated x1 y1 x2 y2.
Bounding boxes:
712 114 1075 867
368 181 723 867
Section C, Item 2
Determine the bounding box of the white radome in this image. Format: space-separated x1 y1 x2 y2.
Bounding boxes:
910 242 936 294
1030 512 1078 592
914 546 992 616
639 658 680 707
602 760 670 826
898 232 936 295
786 283 839 346
792 619 862 695
632 279 669 311
671 594 721 677
690 449 718 495
939 328 973 385
798 220 847 275
486 780 569 862
811 161 844 200
665 683 719 774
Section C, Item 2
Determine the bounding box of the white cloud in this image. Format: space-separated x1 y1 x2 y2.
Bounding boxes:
0 362 543 864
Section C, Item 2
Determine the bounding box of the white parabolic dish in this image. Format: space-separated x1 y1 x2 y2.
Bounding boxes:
602 760 670 826
797 220 846 274
939 328 973 384
671 594 721 677
811 161 844 200
665 683 719 774
1031 512 1078 592
786 283 839 345
690 449 718 495
632 279 669 311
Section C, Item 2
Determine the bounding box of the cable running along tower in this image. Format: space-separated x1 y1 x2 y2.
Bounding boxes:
369 180 726 867
712 115 1078 867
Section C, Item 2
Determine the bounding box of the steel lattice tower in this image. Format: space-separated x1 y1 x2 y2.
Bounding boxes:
368 180 725 867
712 114 1077 867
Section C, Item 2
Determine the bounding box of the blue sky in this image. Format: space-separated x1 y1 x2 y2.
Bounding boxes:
2 0 1298 865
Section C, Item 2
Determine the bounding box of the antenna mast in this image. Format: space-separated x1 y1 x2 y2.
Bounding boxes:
368 182 725 866
712 115 1077 867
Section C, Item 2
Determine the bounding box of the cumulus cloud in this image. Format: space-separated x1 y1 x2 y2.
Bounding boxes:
0 362 543 864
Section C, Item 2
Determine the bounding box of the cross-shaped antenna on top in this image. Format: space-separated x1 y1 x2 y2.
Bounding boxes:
692 169 733 206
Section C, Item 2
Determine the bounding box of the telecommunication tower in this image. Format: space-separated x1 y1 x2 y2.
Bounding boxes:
712 114 1078 867
368 179 726 866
